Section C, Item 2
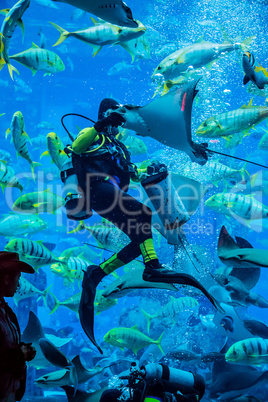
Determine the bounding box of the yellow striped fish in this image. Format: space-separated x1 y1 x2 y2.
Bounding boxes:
0 0 30 79
12 188 65 214
40 132 68 171
14 276 52 307
104 325 164 355
6 111 41 178
142 296 199 332
196 100 268 139
50 18 146 57
51 255 90 282
225 337 268 365
5 238 64 270
205 192 268 222
0 160 23 192
0 213 47 236
9 43 65 75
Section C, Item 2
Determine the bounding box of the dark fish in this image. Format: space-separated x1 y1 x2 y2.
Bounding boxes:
243 319 268 338
220 315 234 332
243 51 268 90
165 349 199 361
201 352 225 363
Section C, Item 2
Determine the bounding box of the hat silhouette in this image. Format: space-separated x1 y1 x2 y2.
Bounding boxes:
0 252 34 274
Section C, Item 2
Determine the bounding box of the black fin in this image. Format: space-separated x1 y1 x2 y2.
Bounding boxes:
243 75 250 85
235 236 253 248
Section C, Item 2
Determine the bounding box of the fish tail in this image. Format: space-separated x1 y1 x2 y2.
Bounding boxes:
240 35 256 52
49 292 60 314
31 161 42 181
49 22 69 46
42 284 53 308
240 162 249 181
155 331 165 354
7 62 19 81
141 309 155 333
67 220 85 234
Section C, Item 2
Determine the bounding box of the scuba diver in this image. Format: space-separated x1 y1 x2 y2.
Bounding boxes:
100 362 205 402
61 98 219 353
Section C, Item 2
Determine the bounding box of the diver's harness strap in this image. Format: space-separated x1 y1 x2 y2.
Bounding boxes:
63 134 138 179
60 167 75 183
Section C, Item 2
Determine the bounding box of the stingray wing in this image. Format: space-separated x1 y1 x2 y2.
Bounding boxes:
52 0 138 28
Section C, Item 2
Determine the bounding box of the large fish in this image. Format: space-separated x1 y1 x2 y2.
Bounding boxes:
0 0 30 78
243 51 268 90
196 99 268 139
225 338 268 365
50 19 146 56
10 43 65 75
14 276 52 306
111 80 209 165
218 226 268 268
152 36 254 82
0 213 47 237
104 325 164 355
51 0 138 28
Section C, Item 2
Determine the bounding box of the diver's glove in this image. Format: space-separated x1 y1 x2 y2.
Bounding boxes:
147 161 168 176
94 112 125 133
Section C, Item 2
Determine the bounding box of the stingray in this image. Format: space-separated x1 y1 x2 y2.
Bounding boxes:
112 79 209 165
52 0 138 27
22 311 72 369
62 386 107 402
218 225 268 269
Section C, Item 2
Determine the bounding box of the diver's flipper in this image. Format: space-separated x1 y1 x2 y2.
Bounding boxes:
79 265 106 354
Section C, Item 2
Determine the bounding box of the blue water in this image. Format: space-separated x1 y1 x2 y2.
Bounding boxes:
1 0 268 400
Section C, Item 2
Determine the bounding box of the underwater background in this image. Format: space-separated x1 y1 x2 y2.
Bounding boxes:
1 0 268 400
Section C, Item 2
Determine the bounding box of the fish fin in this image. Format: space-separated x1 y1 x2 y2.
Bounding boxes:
243 75 250 85
240 35 256 52
49 22 69 46
67 220 85 234
5 128 10 139
42 284 53 308
31 161 42 180
7 63 19 80
92 46 102 57
40 150 49 159
17 18 25 40
156 332 165 354
255 64 268 78
131 324 139 331
31 42 39 48
141 309 154 333
0 9 9 16
90 17 99 25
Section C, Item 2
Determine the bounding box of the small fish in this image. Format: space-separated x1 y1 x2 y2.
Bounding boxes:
104 325 164 355
164 349 199 361
205 192 268 222
220 315 234 332
6 111 41 178
225 337 268 365
243 319 268 338
0 160 23 192
107 60 141 75
14 276 52 306
14 77 33 94
40 132 68 171
243 51 268 90
5 238 66 269
70 220 130 252
50 19 146 56
51 255 89 282
12 188 65 214
142 296 199 332
9 43 65 76
0 213 47 237
201 352 225 363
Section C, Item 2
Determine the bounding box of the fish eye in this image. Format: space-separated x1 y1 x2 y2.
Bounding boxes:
233 350 237 356
157 66 161 70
